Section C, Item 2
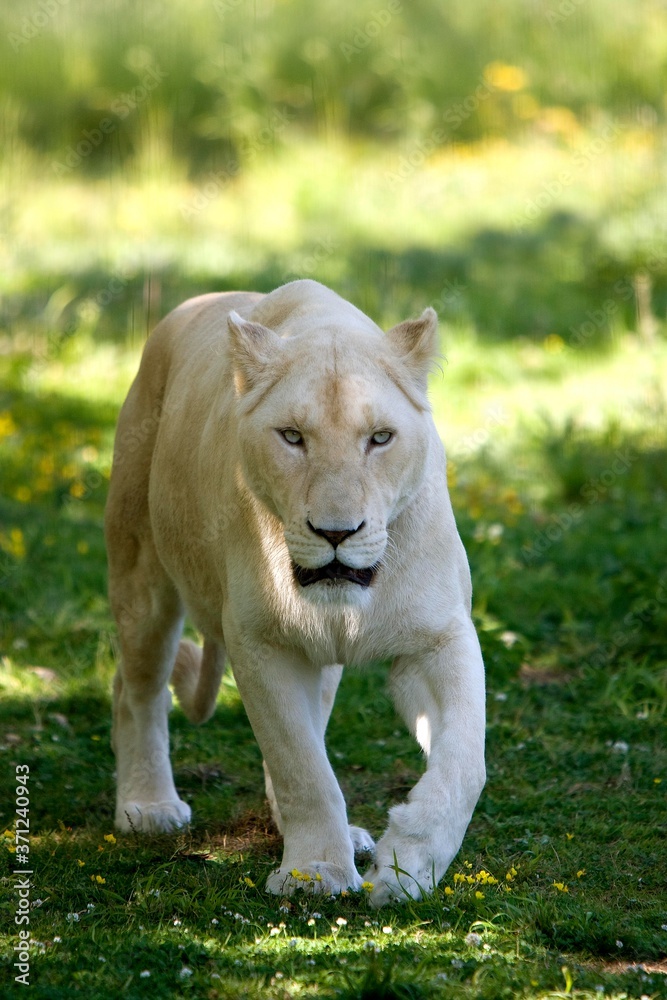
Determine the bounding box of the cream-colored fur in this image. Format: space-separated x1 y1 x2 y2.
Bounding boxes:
105 279 485 905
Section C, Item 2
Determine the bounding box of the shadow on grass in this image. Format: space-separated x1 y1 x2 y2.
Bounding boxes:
1 377 667 976
4 211 666 349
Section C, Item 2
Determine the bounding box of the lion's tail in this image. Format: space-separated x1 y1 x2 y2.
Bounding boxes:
171 639 225 724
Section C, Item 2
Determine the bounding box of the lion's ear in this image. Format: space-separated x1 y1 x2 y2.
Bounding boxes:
227 311 282 393
386 307 439 388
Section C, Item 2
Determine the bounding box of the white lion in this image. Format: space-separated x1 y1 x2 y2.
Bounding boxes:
105 279 485 905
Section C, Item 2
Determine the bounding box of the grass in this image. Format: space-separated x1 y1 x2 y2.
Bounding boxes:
1 337 666 997
1 136 667 997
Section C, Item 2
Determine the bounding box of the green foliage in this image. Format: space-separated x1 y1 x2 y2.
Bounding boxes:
2 7 667 988
2 0 667 173
1 328 666 996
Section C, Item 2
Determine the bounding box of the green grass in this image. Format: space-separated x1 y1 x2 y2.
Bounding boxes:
3 0 667 988
1 311 666 997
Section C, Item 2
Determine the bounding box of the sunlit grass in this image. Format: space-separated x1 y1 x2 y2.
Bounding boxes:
1 133 666 997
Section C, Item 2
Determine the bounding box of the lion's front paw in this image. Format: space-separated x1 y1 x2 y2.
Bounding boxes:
362 831 440 906
115 798 191 833
266 862 362 897
363 858 433 906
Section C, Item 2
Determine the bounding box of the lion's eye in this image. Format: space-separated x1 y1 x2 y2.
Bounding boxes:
280 428 303 446
371 430 393 446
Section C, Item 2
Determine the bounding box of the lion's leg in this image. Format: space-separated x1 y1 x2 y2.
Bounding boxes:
364 617 486 905
109 539 189 833
232 651 361 895
262 664 375 855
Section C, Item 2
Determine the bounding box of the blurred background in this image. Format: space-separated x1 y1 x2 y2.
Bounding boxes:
1 0 666 695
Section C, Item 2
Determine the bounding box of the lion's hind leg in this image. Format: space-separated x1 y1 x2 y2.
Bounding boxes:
109 532 190 833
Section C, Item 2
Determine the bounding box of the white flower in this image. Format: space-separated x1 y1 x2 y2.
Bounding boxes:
382 926 393 934
179 967 193 978
465 932 482 947
336 917 347 927
139 971 151 978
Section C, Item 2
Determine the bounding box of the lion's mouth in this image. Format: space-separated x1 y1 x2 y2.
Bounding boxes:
293 558 377 588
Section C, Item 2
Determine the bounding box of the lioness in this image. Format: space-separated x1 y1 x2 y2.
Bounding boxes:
105 279 485 905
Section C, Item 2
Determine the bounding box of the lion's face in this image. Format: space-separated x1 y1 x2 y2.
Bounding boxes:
228 303 438 604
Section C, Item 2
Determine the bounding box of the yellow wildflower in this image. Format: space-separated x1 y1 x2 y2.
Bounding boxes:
77 860 85 867
1 528 26 558
290 868 313 882
544 334 565 354
243 876 255 887
0 412 18 438
104 834 116 844
91 874 106 884
475 891 484 900
576 870 586 879
552 882 569 892
361 881 374 891
483 62 528 92
444 886 454 896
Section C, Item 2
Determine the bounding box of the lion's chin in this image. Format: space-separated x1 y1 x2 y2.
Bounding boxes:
292 558 378 589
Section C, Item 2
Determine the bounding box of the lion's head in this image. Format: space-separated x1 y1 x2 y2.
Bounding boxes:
227 281 439 604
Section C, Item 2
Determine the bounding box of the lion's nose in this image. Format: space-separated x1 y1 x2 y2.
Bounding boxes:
307 521 365 548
